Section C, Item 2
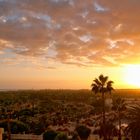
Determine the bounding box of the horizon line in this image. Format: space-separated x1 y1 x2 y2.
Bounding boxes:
1 88 140 91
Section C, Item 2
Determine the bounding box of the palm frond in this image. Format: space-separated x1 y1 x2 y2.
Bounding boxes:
107 81 114 86
93 78 102 86
126 105 140 140
91 84 99 93
91 75 114 94
91 84 99 94
99 74 104 81
99 74 108 85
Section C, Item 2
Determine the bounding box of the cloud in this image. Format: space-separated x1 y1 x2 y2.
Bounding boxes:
0 0 140 67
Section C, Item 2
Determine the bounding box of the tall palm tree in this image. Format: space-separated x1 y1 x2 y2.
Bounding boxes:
91 74 114 140
112 97 126 140
126 105 140 140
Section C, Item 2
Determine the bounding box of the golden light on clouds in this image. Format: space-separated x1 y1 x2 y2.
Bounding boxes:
0 0 140 89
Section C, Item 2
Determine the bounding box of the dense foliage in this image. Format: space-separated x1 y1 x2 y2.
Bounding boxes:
0 89 140 139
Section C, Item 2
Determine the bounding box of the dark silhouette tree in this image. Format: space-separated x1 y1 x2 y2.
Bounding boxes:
55 132 68 140
43 130 57 140
126 105 140 140
112 97 126 140
75 125 91 140
71 131 80 140
0 120 29 134
91 74 114 140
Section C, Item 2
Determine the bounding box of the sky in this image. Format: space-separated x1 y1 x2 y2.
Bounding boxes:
0 0 140 89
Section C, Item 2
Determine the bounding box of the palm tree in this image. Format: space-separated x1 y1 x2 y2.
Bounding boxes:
126 105 140 140
91 74 114 140
112 97 126 140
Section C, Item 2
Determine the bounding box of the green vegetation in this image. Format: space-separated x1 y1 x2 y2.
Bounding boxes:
0 88 140 139
126 105 140 140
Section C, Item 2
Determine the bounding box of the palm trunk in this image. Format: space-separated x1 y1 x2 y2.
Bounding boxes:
102 92 107 140
102 93 105 124
7 113 11 140
118 111 121 140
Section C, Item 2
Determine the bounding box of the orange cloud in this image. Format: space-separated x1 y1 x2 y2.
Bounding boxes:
0 0 140 67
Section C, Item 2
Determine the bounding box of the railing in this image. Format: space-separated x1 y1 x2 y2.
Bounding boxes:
11 134 43 140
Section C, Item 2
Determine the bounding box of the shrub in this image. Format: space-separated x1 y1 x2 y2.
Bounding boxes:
75 125 91 140
0 120 29 134
55 132 68 140
43 130 57 140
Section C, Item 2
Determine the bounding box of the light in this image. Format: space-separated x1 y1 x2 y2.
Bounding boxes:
124 64 140 88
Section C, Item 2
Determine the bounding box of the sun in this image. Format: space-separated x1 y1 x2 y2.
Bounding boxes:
124 64 140 88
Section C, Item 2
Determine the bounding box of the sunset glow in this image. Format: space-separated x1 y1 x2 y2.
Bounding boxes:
124 65 140 88
0 0 140 89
